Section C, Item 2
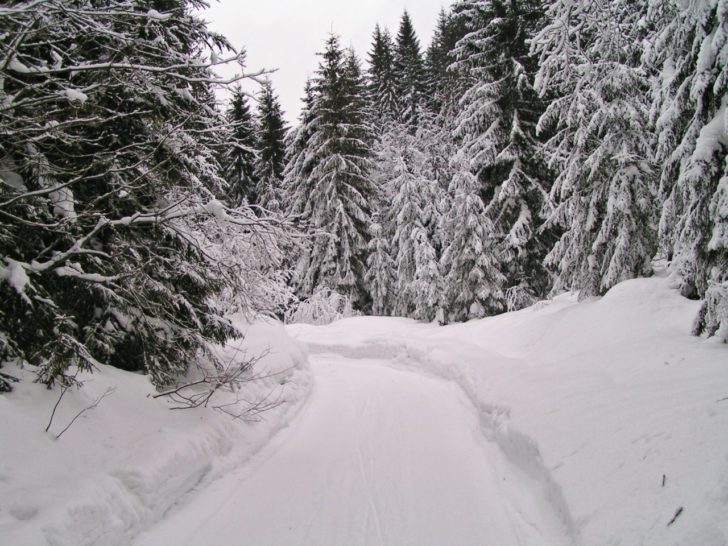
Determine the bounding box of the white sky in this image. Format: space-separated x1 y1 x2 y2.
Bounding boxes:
198 0 453 125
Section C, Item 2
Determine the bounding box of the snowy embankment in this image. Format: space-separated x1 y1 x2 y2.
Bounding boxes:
289 275 728 546
0 318 311 546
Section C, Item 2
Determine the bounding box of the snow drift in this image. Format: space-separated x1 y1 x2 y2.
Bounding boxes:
0 319 311 546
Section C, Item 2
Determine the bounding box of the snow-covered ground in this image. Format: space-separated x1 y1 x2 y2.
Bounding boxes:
2 275 727 545
134 353 570 545
288 275 728 546
0 318 311 546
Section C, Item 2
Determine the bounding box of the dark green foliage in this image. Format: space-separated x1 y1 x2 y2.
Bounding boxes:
0 0 242 387
254 82 288 211
223 87 258 206
424 8 468 113
394 11 428 126
367 25 400 126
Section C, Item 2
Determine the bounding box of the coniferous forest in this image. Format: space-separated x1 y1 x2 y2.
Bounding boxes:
1 0 726 392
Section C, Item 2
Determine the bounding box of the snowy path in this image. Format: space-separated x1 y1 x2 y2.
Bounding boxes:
134 353 569 546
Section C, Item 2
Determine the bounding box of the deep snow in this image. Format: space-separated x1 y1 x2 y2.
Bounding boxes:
1 275 727 545
0 318 311 546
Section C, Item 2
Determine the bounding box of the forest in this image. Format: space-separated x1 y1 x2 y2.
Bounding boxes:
0 0 726 393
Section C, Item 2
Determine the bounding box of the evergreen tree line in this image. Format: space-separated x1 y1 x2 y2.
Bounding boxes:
280 1 727 340
0 0 725 394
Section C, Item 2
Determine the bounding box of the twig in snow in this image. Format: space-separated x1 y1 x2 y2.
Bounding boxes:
213 384 285 422
45 384 71 432
54 387 116 440
667 506 683 526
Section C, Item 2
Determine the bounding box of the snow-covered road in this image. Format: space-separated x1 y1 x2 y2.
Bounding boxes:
134 353 569 546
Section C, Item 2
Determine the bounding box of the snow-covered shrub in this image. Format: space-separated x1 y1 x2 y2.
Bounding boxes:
285 288 358 325
693 280 728 342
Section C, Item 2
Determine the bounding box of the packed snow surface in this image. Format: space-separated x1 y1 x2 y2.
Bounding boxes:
134 353 569 545
2 276 727 545
286 276 728 546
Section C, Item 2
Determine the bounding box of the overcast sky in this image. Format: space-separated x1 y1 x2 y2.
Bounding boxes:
199 0 453 125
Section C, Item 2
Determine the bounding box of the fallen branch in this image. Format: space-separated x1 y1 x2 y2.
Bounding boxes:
151 350 268 410
213 385 285 422
54 387 116 440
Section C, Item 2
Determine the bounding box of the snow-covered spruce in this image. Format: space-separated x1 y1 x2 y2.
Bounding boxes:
253 82 288 213
0 1 291 387
367 24 401 128
375 123 442 320
452 0 554 310
440 154 506 321
647 0 728 340
393 11 429 128
221 86 258 206
531 0 657 299
284 36 376 306
365 219 396 316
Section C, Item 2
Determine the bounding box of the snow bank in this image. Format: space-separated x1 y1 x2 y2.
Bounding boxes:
0 319 311 546
289 276 728 546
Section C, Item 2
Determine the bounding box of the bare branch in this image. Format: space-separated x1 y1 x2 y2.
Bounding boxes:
53 387 115 440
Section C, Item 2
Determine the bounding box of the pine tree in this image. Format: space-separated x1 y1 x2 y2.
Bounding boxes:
441 154 506 321
415 111 452 257
254 82 287 212
222 86 258 206
287 36 376 306
531 0 657 298
367 25 400 127
451 0 554 310
394 11 428 127
647 0 728 339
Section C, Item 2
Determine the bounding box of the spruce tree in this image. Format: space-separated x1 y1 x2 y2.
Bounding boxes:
441 154 506 321
365 217 395 316
222 86 258 206
375 123 442 320
287 36 376 306
367 25 400 127
451 0 554 310
647 0 728 339
0 0 266 387
394 11 428 127
531 0 657 298
283 78 318 218
425 8 467 113
254 82 287 212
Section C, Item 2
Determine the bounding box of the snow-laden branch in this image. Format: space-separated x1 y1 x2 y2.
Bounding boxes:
6 53 272 86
